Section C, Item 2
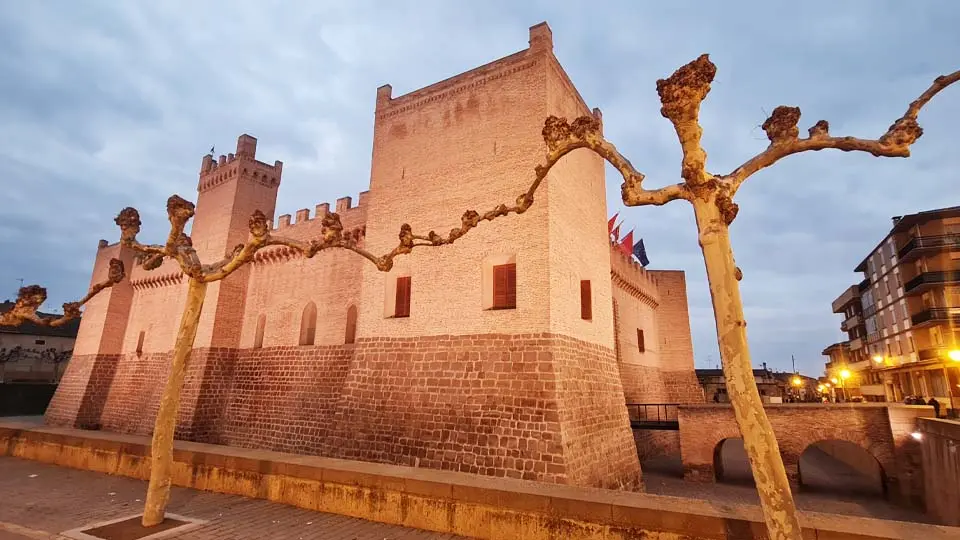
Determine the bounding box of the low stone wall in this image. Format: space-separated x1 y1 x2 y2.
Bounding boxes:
2 420 957 540
919 418 960 526
633 429 680 462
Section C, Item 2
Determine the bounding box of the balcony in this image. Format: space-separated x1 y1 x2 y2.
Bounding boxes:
841 313 862 332
897 234 960 263
849 337 864 350
859 384 886 397
903 271 960 295
917 348 950 362
831 285 861 313
911 307 960 327
866 332 881 344
864 304 878 318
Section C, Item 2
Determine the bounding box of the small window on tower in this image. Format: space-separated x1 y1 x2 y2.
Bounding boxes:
136 331 145 356
637 329 645 352
580 280 592 320
492 263 517 310
395 276 411 318
253 314 266 349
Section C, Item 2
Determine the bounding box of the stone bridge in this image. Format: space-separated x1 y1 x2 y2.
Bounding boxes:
677 403 934 506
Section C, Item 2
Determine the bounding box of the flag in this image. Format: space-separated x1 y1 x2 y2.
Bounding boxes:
611 223 621 243
632 238 649 267
209 146 215 155
620 230 634 256
607 213 619 234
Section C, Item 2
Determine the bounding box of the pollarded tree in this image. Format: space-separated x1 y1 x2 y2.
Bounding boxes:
113 189 545 527
532 56 959 540
0 261 126 383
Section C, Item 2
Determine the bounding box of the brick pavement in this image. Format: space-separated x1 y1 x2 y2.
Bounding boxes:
0 457 468 540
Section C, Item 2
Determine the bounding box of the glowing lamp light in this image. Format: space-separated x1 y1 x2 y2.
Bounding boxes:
792 376 802 386
825 382 832 388
840 369 851 380
911 432 923 441
948 350 960 362
817 384 825 392
873 355 884 364
830 378 839 385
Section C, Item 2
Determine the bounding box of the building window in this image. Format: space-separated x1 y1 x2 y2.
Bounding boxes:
895 272 902 289
136 331 145 356
908 336 916 353
34 339 45 345
492 263 517 310
345 305 358 344
299 302 317 345
253 314 266 349
637 329 645 352
394 276 411 318
580 280 592 320
894 339 902 356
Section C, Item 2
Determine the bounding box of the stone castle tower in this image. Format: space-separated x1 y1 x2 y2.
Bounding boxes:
46 22 702 489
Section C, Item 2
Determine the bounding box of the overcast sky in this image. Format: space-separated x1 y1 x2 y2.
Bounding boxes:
1 1 957 376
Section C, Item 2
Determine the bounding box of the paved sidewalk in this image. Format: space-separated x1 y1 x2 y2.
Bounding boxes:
0 457 468 540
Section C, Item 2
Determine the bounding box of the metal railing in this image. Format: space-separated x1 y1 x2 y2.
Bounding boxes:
626 403 680 430
897 234 960 260
904 271 960 294
911 307 960 326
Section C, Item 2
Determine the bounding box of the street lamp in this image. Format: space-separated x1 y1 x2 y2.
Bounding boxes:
873 355 884 364
948 349 960 362
838 369 851 402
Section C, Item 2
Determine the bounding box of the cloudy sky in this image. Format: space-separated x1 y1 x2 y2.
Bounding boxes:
1 1 957 376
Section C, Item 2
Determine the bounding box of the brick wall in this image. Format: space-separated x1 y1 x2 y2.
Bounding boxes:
919 417 960 526
677 403 932 506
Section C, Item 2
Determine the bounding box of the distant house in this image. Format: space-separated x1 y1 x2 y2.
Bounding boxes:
697 363 808 404
0 301 79 383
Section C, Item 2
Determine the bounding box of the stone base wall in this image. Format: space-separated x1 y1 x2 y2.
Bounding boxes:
633 430 681 462
44 353 120 430
619 364 704 405
45 332 641 491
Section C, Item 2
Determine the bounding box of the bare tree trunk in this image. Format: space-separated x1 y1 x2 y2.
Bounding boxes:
692 197 803 540
142 277 207 527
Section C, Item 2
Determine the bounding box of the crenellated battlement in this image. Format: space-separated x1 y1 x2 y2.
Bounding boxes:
374 23 555 120
609 242 660 307
270 190 369 233
198 134 283 193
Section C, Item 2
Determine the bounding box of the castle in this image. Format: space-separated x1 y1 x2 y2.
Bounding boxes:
45 22 703 489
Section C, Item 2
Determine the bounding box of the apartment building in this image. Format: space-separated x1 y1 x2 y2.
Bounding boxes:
824 206 960 412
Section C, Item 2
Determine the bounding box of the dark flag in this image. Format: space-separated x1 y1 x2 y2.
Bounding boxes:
633 238 649 267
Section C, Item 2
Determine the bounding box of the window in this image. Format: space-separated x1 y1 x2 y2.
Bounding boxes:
492 263 516 310
299 302 317 345
394 276 411 318
908 336 916 353
637 329 645 352
345 305 358 344
895 272 902 289
34 339 45 345
254 314 266 349
580 280 592 320
136 331 145 356
894 339 902 356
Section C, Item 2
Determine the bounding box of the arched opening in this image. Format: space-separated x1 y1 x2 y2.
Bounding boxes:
798 440 886 497
299 302 317 346
253 314 266 349
713 438 753 485
344 305 358 344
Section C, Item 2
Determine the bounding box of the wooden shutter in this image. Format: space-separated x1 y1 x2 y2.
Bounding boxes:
395 276 411 318
580 280 592 320
493 264 517 309
637 329 645 352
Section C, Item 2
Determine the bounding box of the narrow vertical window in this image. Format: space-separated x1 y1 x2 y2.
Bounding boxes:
136 331 145 356
580 280 592 320
395 277 411 318
299 302 317 345
637 329 645 352
492 263 517 309
345 305 358 344
254 314 266 349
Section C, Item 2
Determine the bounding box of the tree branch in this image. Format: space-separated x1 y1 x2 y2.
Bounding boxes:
656 54 716 186
0 258 126 328
540 115 690 207
727 69 960 194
